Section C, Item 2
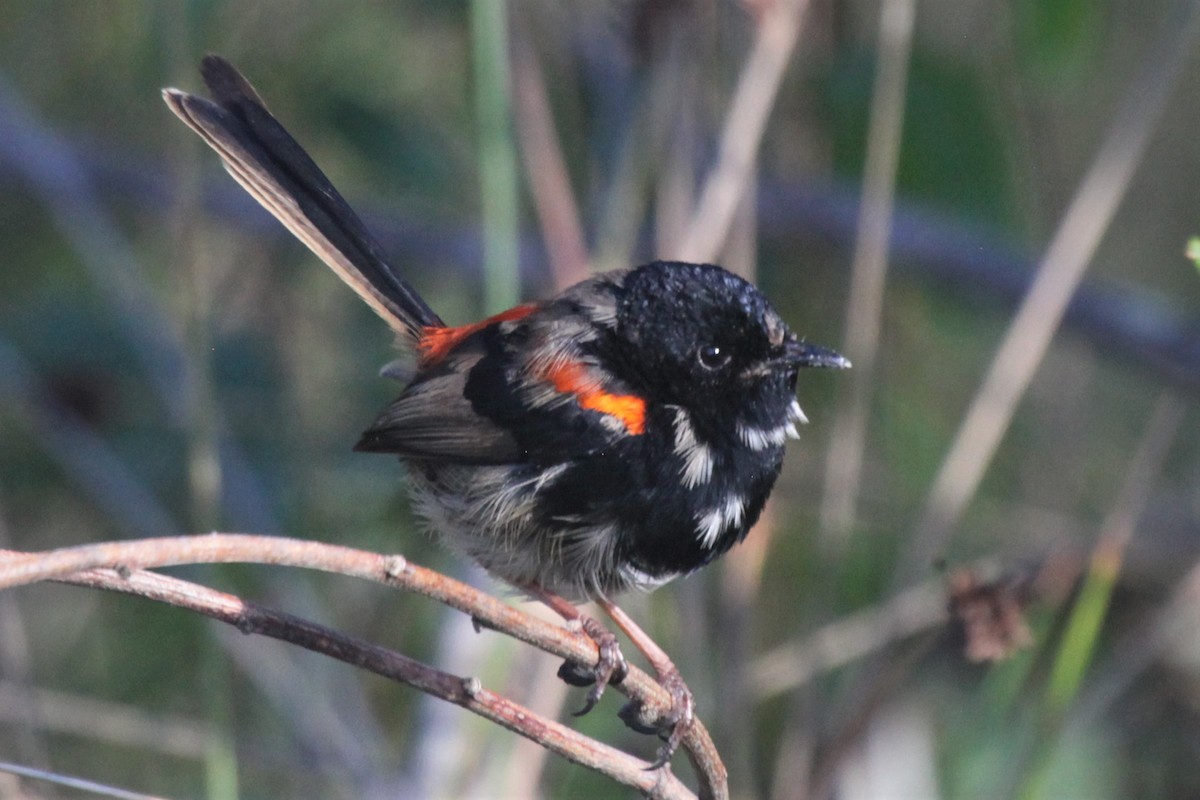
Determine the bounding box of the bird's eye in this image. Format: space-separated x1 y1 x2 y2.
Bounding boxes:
697 344 731 370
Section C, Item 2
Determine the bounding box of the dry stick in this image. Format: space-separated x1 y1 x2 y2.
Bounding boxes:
167 57 238 797
594 37 695 273
900 0 1200 585
654 23 700 259
746 547 1094 701
748 567 950 700
819 0 915 552
0 759 167 800
54 566 692 800
0 536 724 800
676 0 811 263
510 15 591 289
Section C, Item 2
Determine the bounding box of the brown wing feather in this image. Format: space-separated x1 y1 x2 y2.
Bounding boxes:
354 369 522 462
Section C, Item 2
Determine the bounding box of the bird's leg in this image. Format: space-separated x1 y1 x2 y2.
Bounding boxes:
598 597 694 769
525 586 628 716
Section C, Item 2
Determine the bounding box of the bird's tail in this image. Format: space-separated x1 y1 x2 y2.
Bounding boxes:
163 55 444 342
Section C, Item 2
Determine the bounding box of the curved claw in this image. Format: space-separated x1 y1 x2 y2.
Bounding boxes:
574 685 603 718
558 615 628 717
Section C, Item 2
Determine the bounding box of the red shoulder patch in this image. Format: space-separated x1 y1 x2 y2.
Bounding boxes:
417 303 537 367
541 360 646 435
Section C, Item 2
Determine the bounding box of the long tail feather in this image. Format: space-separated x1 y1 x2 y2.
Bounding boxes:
163 55 444 340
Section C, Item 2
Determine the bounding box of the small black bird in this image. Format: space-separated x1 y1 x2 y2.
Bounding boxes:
164 56 848 765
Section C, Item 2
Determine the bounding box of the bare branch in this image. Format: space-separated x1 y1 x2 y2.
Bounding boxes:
820 0 915 551
676 0 811 263
0 758 166 800
0 535 727 799
511 13 591 289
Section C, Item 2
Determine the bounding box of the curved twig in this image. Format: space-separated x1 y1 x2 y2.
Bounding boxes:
0 534 728 799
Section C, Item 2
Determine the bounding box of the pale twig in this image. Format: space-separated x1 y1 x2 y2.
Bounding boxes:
0 535 725 799
167 38 240 794
748 568 950 700
58 566 693 798
593 37 691 272
0 760 166 800
654 24 700 260
511 14 591 289
819 0 916 551
900 0 1200 584
677 0 811 263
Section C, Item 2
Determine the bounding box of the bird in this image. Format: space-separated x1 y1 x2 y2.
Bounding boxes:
163 55 848 766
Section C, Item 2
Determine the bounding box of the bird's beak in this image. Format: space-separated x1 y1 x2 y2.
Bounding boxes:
786 340 851 370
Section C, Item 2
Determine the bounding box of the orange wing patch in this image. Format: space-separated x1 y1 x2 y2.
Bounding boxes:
542 360 646 435
418 304 538 367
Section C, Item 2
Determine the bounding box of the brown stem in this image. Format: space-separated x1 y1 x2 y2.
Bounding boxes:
0 535 728 799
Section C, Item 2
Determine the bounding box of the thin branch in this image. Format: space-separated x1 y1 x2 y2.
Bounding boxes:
0 759 167 800
511 12 592 289
820 0 916 550
61 566 693 797
676 0 811 262
0 535 726 799
1006 394 1184 799
748 566 949 700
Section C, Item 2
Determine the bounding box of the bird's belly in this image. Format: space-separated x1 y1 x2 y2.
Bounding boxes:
403 438 783 601
406 460 645 600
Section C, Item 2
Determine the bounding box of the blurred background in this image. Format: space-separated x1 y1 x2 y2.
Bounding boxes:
1 1 1198 797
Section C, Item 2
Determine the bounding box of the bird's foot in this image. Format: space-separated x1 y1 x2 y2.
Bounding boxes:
619 663 694 769
557 614 629 716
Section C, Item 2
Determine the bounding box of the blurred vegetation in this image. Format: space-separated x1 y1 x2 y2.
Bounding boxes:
0 1 1197 798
